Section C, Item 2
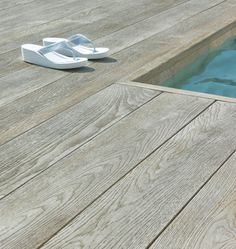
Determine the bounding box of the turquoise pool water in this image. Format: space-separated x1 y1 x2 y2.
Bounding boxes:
164 37 236 98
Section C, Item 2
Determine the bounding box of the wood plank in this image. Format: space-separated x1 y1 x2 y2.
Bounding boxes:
0 67 66 107
0 0 189 78
39 100 236 249
0 0 185 99
0 0 222 78
0 0 184 53
0 93 212 249
120 81 236 103
0 84 159 198
0 0 189 98
0 0 97 33
0 0 232 145
95 0 227 56
150 151 236 249
0 0 113 77
0 0 35 11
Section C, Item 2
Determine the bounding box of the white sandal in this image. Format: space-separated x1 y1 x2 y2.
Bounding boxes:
43 34 109 59
21 41 88 69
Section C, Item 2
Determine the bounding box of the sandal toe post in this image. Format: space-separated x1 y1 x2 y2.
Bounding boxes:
43 34 109 59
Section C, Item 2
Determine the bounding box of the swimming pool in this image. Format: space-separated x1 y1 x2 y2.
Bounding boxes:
163 37 236 98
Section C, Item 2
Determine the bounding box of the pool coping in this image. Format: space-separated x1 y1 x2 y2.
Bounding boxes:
118 80 236 103
121 19 236 103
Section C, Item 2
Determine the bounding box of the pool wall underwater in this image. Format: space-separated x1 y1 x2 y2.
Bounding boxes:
126 21 236 101
162 37 236 98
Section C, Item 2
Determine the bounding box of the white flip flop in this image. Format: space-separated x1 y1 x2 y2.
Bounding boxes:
21 41 88 69
43 34 109 59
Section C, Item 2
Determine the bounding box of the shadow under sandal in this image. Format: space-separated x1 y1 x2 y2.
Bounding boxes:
21 41 88 69
43 34 109 59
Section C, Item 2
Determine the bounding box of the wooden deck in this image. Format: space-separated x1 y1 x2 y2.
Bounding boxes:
1 0 236 248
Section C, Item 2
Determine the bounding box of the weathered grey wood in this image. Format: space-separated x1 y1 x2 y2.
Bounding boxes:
0 0 223 78
1 0 233 145
120 81 236 103
0 0 94 33
95 0 227 55
126 12 236 83
0 84 159 198
0 67 66 107
150 151 236 249
0 0 35 11
0 93 212 249
0 0 189 79
130 24 236 85
40 101 236 249
0 0 188 83
0 0 177 77
1 1 236 247
0 0 189 99
0 0 185 54
0 0 113 76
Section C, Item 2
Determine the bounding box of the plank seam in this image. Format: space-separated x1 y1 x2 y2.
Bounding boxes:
0 82 113 146
145 149 236 249
178 0 227 20
0 82 161 147
118 81 236 104
0 0 229 140
0 90 162 201
36 98 215 249
50 0 190 47
0 0 189 56
0 0 105 28
0 0 224 81
0 0 228 119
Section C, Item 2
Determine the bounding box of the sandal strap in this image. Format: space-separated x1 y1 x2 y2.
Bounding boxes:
39 41 78 60
68 34 96 52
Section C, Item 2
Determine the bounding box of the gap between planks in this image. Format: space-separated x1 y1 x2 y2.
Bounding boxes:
0 84 160 199
146 147 236 248
0 93 213 249
0 0 233 149
149 149 236 249
38 100 236 249
118 81 236 103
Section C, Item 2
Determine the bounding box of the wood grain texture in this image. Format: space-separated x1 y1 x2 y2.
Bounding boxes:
1 0 233 145
150 151 236 249
0 66 66 107
0 84 159 198
0 0 221 76
121 81 236 103
1 1 236 248
40 101 236 249
0 0 190 104
0 0 96 36
0 0 35 11
126 3 236 82
0 0 187 78
0 93 212 249
0 0 185 53
0 0 199 80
